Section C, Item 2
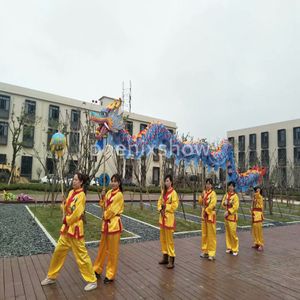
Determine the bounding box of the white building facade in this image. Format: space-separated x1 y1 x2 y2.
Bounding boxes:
227 119 300 187
0 82 176 186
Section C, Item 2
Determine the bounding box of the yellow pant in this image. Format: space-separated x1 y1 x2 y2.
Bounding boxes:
201 221 216 257
252 222 264 246
160 228 175 257
93 233 121 280
47 234 96 283
225 220 239 252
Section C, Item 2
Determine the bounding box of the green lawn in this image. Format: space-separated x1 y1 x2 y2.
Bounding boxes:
124 204 201 232
28 205 133 242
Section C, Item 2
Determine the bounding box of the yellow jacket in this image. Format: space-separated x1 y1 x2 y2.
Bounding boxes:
222 192 239 222
157 188 179 229
100 189 124 234
198 190 217 223
60 188 85 239
252 192 264 223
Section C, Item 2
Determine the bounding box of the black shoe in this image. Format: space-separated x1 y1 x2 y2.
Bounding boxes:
95 272 101 279
103 277 114 284
158 254 169 265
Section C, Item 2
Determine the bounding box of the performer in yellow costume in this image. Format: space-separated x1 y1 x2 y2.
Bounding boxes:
94 174 124 283
251 186 264 251
41 173 97 292
157 175 179 269
198 178 217 261
222 181 239 256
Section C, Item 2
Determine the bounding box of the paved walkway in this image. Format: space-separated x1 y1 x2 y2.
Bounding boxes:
1 224 300 299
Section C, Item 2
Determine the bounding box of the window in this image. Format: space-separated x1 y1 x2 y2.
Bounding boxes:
125 121 133 136
21 156 33 179
22 125 34 148
115 156 124 175
89 132 96 142
238 152 245 172
228 137 234 148
152 167 160 186
68 160 78 174
219 168 226 183
249 134 256 150
168 129 174 134
140 123 148 132
48 105 60 127
47 128 57 150
25 100 36 122
294 154 300 187
261 132 269 149
278 148 286 166
278 129 286 148
294 147 300 166
46 158 54 174
0 154 6 164
261 150 269 167
70 109 81 131
293 127 300 146
0 94 10 119
124 159 133 184
278 167 287 187
249 151 257 167
238 135 245 151
69 132 80 153
153 148 159 162
0 122 8 145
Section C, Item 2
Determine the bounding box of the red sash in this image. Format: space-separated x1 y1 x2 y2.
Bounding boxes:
61 188 84 236
203 190 212 207
163 188 173 203
225 192 236 222
203 190 215 223
252 206 263 223
104 189 120 233
226 192 235 210
161 188 174 228
252 208 262 212
66 188 83 215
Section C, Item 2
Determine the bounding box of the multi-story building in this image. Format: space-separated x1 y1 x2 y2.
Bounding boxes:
227 119 300 187
0 82 176 186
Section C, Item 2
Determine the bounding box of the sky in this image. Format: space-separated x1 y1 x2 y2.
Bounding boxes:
1 0 300 141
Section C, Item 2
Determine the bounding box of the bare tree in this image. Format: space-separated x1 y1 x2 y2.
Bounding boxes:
67 109 107 183
8 104 40 184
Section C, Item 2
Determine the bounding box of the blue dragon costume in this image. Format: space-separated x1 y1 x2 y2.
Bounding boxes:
90 99 265 191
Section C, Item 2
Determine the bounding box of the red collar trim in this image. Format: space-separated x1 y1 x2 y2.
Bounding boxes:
66 188 83 208
227 192 235 200
111 188 120 196
106 189 120 207
204 190 212 205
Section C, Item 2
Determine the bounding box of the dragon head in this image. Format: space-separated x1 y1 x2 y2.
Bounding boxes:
90 98 124 140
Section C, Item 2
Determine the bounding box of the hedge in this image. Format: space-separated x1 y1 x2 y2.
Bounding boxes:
0 183 222 194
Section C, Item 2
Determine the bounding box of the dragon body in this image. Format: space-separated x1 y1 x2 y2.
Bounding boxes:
90 99 265 191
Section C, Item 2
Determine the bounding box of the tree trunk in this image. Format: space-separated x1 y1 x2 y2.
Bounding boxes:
8 149 17 185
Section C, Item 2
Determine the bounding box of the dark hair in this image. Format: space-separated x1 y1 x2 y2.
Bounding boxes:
111 173 123 192
228 181 236 188
163 174 173 195
206 178 213 185
75 172 89 194
254 186 263 195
